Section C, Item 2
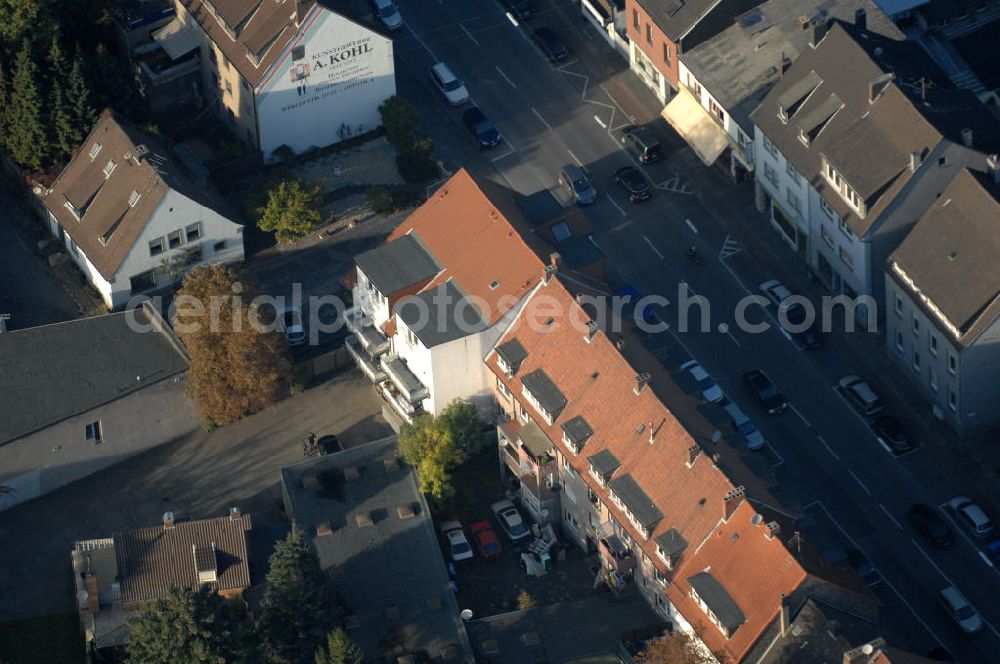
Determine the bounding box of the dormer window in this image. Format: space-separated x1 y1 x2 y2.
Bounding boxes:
88 142 102 159
128 190 141 207
495 339 527 377
520 369 566 426
588 464 607 486
561 416 592 455
64 199 81 221
103 160 116 178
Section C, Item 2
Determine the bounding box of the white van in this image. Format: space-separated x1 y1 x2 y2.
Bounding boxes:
373 0 403 30
430 63 469 106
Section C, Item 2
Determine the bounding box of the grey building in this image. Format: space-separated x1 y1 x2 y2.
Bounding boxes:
280 436 475 663
885 166 1000 434
0 302 195 511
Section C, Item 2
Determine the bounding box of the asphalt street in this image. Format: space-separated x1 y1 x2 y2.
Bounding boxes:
391 0 1000 660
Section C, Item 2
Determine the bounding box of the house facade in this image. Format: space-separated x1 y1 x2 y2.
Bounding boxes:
42 111 244 310
170 0 395 160
885 166 1000 434
0 303 195 512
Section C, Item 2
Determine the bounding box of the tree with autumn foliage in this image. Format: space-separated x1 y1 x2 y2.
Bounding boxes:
636 631 726 664
173 264 291 427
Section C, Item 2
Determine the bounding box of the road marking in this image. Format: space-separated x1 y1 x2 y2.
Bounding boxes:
816 435 840 460
495 65 516 88
790 404 809 427
531 108 552 131
879 504 903 530
460 24 480 46
719 234 742 260
489 137 517 162
765 441 784 466
980 551 995 568
655 175 694 194
849 470 872 496
644 235 664 260
505 11 519 26
607 195 627 218
684 218 698 234
726 330 742 348
567 149 582 166
594 115 607 128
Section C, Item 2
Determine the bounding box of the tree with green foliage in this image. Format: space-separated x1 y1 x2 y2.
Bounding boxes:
0 63 9 148
68 54 96 134
7 41 49 171
377 96 420 151
0 0 41 52
314 629 363 664
47 36 76 161
398 403 480 500
127 585 256 664
437 399 485 456
257 180 323 243
258 523 340 664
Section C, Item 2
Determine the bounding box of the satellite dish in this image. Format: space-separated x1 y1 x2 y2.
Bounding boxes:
540 509 549 518
460 609 473 621
861 644 874 655
711 430 722 443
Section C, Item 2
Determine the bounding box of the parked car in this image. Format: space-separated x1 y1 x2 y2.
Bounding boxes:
279 306 305 345
440 520 474 561
614 166 651 202
872 414 914 455
490 499 531 542
938 586 983 634
759 279 794 309
462 106 501 149
908 503 954 547
947 497 996 539
469 520 503 559
783 301 824 350
501 0 531 19
837 375 883 417
558 164 596 205
372 0 403 30
742 369 787 414
620 125 662 163
680 360 723 403
531 27 567 61
723 401 765 451
847 548 881 588
430 62 469 105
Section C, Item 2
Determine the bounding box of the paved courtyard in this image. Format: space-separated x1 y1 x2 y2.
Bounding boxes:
0 368 391 622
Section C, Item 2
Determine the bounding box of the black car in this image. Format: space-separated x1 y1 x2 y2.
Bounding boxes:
784 303 824 349
462 107 501 149
501 0 531 19
742 369 788 414
873 414 914 455
908 503 954 547
614 166 651 202
847 548 881 588
531 27 566 62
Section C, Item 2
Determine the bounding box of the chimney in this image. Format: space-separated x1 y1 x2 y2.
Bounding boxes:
584 320 599 343
909 151 922 172
686 444 702 467
961 127 974 148
809 19 830 48
799 15 810 30
843 638 887 664
779 594 790 636
549 252 563 272
868 73 894 104
162 511 175 529
723 486 745 521
988 154 1000 183
294 0 311 26
854 7 867 30
633 372 651 394
543 264 557 284
765 521 781 540
229 506 242 521
615 338 625 351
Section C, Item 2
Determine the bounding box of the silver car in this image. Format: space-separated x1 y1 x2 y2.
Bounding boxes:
558 164 596 205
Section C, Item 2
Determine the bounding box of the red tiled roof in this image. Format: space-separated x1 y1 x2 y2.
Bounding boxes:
486 277 806 661
387 170 553 326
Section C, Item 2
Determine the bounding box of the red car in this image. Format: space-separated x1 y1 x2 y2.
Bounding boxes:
469 520 503 559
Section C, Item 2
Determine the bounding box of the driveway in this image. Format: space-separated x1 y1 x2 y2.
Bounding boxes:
0 368 392 622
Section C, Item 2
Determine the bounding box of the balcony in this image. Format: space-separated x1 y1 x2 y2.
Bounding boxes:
378 382 423 424
344 309 390 356
598 520 635 574
382 356 429 405
345 335 386 383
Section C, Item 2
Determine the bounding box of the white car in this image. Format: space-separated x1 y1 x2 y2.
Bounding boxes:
680 360 724 403
373 0 403 30
723 401 765 451
279 306 305 345
490 499 530 542
440 520 474 561
430 63 469 106
947 497 996 539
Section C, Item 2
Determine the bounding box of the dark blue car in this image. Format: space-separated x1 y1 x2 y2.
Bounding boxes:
462 107 501 149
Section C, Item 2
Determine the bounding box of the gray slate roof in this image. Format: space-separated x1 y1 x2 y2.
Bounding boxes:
355 233 441 295
520 369 568 417
687 571 747 634
495 338 528 372
587 449 621 478
636 0 732 41
655 527 689 558
682 0 901 132
608 474 663 529
561 415 593 449
395 281 488 348
280 436 475 662
518 420 554 459
0 304 188 445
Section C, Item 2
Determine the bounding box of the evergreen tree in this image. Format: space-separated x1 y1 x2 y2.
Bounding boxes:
258 523 339 664
0 63 9 149
67 54 96 142
7 40 49 170
314 629 363 664
48 36 77 160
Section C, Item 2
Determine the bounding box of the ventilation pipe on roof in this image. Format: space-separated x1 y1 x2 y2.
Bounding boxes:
854 7 867 30
723 486 745 522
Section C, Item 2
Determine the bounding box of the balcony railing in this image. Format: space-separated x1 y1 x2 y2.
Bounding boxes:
345 335 386 383
344 309 390 356
382 356 429 405
378 382 423 424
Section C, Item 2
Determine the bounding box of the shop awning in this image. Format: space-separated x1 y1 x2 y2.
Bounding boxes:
661 90 729 166
152 18 198 61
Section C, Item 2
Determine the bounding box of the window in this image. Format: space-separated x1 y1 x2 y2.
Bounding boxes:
662 43 670 65
102 160 116 178
225 80 233 96
839 245 853 267
292 45 305 61
632 9 638 29
786 162 801 184
497 377 511 399
130 269 157 292
912 316 920 335
709 98 725 124
929 335 938 355
214 239 226 253
149 237 165 256
168 230 183 249
88 142 102 159
948 352 957 375
185 222 203 242
85 421 102 443
929 368 938 391
896 330 904 352
407 329 417 346
895 295 903 316
785 188 801 213
588 464 606 487
838 216 852 239
819 196 835 218
948 388 957 412
645 23 652 45
913 351 920 372
821 225 835 248
764 162 778 187
128 190 141 207
762 134 778 159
